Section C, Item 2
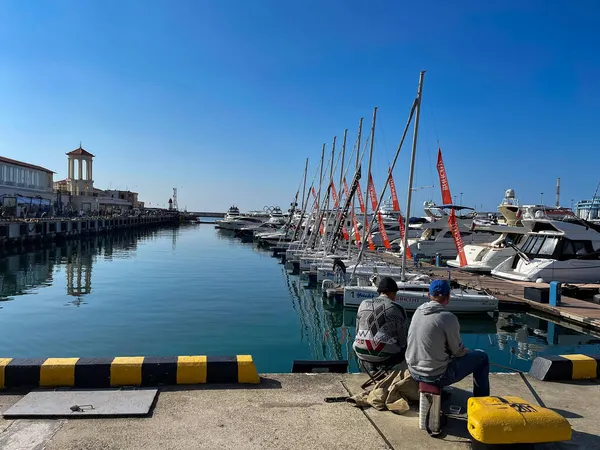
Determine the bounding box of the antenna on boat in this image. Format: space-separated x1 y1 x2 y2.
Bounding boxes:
401 70 426 282
556 178 561 207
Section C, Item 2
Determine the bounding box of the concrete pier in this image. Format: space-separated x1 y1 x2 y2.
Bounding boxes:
0 215 180 253
1 373 599 449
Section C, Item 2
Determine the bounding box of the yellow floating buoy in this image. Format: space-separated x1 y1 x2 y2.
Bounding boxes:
468 396 571 444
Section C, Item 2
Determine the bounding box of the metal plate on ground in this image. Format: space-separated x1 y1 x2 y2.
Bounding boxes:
2 388 158 418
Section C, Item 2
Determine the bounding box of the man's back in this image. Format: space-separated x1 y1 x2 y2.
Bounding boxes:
353 295 407 364
405 301 466 378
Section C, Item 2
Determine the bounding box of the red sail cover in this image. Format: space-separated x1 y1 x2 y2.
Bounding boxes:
436 148 453 205
331 182 339 208
448 208 467 266
366 223 375 250
376 212 391 249
388 170 401 211
356 182 366 214
388 170 412 258
367 174 378 211
368 174 390 249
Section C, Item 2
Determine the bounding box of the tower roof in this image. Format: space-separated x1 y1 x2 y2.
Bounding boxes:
67 146 95 157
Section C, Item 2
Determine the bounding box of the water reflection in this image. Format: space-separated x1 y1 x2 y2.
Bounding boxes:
0 252 55 302
0 227 181 305
2 224 600 373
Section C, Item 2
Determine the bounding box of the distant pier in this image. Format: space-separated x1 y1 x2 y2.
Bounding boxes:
190 211 226 218
0 214 182 254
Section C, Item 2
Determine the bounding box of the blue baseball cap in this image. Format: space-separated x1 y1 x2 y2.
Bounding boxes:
429 280 451 297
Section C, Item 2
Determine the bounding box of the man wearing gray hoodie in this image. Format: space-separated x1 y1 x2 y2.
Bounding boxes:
405 280 490 397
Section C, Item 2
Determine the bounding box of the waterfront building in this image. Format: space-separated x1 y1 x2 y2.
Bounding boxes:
575 198 600 221
54 146 142 214
0 156 55 217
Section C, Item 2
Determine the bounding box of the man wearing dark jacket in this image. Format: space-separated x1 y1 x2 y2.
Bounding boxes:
405 280 490 397
353 277 408 368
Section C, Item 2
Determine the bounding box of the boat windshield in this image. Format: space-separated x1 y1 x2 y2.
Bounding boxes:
520 235 560 258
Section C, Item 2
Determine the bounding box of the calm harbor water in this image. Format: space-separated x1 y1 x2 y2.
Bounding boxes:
1 223 600 373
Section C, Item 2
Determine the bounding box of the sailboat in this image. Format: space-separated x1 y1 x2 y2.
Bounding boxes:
340 71 499 314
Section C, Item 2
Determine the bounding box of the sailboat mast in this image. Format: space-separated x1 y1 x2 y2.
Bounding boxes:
313 144 326 243
352 118 363 253
339 130 347 193
362 107 378 249
301 158 309 212
323 136 336 241
338 130 347 251
401 71 426 281
327 137 337 206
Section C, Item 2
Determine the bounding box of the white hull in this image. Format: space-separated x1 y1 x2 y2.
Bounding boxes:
259 234 291 245
492 255 600 284
343 285 498 312
406 232 496 258
216 218 266 231
447 246 517 272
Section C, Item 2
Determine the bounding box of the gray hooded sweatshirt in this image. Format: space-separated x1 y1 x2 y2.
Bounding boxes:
405 301 467 378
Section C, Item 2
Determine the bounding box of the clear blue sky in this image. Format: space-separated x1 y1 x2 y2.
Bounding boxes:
1 0 599 212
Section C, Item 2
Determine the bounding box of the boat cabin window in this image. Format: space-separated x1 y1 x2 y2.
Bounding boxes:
519 235 560 258
560 239 594 259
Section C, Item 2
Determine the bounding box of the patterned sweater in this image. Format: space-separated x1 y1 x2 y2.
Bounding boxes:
353 294 408 364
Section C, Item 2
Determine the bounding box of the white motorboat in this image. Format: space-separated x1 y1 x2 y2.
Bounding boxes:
446 227 527 272
343 282 499 313
216 215 267 231
447 190 529 272
491 218 600 283
370 218 423 247
393 205 497 258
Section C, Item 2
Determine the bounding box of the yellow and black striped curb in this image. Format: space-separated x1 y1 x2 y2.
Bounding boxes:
529 354 600 381
0 355 260 388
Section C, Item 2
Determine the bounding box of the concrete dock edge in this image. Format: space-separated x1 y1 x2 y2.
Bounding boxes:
0 355 260 388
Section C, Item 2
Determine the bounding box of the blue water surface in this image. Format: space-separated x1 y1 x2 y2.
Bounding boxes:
0 224 599 373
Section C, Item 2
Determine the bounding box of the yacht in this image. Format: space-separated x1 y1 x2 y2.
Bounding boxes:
491 218 600 283
447 190 528 272
215 206 276 231
446 225 528 272
392 204 496 258
215 214 266 231
370 217 424 247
